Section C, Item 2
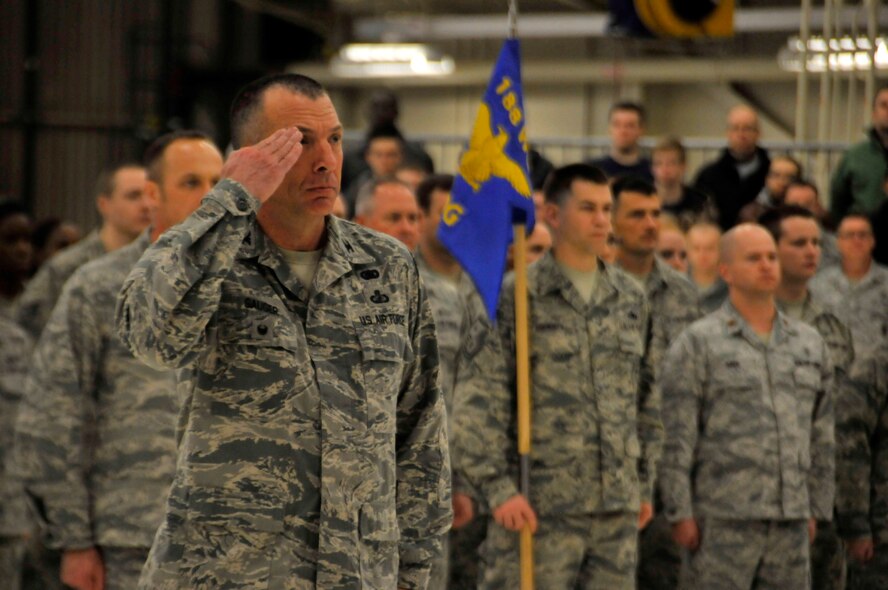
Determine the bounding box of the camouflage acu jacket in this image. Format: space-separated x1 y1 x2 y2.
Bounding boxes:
660 302 835 522
117 180 451 590
14 232 178 549
836 344 888 544
453 253 661 516
15 230 106 339
0 318 31 537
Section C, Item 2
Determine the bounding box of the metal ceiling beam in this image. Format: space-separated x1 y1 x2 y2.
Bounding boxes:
353 7 888 40
290 57 795 88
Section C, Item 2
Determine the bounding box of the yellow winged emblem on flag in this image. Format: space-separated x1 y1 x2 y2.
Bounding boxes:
458 103 531 197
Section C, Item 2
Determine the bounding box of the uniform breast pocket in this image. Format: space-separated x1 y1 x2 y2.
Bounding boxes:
206 316 313 421
358 329 411 432
616 331 645 380
705 373 761 434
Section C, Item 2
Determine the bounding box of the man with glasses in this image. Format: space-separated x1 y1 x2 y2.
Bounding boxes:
811 214 888 359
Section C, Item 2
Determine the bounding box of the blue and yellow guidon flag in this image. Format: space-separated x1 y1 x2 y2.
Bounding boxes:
438 39 535 322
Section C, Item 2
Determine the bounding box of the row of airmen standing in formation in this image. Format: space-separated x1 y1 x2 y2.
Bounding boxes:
0 73 886 589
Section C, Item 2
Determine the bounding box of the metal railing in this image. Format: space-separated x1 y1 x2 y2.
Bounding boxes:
346 131 853 193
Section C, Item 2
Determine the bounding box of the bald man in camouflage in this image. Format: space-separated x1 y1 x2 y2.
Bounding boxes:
660 224 834 589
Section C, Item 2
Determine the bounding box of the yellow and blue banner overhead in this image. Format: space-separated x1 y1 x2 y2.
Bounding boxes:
438 38 535 322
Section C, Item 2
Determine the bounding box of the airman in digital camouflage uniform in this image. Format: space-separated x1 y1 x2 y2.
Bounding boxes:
0 317 32 590
810 214 888 362
609 177 701 590
761 205 855 590
661 224 834 589
453 163 661 589
116 74 451 590
14 130 223 590
836 342 888 590
15 163 150 339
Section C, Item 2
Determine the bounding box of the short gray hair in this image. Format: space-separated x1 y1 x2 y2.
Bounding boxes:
354 176 413 218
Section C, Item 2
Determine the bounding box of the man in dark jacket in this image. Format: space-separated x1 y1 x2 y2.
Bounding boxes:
694 105 771 231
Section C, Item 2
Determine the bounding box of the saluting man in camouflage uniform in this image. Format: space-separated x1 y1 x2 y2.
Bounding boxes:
608 176 701 590
837 342 888 589
0 318 32 590
116 74 451 590
14 130 223 590
15 163 151 339
660 224 835 589
761 205 855 590
453 163 661 589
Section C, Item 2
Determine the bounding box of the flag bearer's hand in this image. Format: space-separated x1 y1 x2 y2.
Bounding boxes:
493 494 538 533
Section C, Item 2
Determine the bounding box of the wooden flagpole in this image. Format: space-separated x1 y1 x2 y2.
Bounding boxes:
507 2 533 588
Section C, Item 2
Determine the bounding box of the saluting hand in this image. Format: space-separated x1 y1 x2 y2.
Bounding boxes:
221 127 303 203
493 494 538 533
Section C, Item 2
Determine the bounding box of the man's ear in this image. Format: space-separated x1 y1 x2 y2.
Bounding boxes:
718 261 730 285
144 180 162 208
96 194 109 218
543 202 559 231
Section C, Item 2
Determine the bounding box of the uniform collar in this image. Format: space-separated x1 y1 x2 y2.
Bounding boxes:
237 215 376 298
534 251 619 311
720 298 798 345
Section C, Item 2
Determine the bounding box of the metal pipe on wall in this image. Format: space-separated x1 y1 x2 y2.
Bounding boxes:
796 0 812 142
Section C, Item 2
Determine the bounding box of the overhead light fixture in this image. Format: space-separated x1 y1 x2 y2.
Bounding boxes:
778 35 888 72
330 43 455 78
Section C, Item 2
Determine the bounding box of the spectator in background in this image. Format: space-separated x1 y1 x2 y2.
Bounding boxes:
652 137 716 231
0 202 33 319
395 161 429 193
30 218 82 271
783 180 841 271
341 89 434 194
686 221 728 313
738 154 802 223
831 84 888 221
872 182 888 266
16 164 150 339
657 215 689 274
345 123 405 211
694 105 771 230
588 101 653 182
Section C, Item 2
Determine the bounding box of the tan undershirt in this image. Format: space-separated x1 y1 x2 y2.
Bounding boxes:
558 262 601 304
275 246 323 292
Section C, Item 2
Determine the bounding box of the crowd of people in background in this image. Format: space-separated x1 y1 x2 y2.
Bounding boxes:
0 75 886 590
